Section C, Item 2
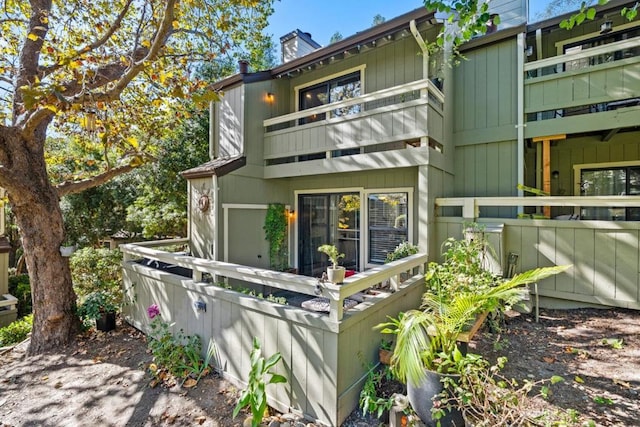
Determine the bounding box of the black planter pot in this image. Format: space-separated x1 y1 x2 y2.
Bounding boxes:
407 370 464 427
96 312 116 332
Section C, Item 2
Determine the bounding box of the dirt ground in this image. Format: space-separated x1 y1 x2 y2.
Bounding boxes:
0 308 639 427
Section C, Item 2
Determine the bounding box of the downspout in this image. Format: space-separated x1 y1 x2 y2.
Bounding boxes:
410 19 429 81
410 19 431 255
209 101 216 159
517 32 525 209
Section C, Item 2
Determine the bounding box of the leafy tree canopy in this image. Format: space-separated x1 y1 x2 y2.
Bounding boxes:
0 0 275 354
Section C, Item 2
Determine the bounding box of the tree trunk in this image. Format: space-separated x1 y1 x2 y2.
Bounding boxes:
4 129 80 354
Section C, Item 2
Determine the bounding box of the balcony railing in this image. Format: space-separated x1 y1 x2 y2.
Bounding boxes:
436 195 640 220
262 79 444 170
121 239 427 321
523 35 640 136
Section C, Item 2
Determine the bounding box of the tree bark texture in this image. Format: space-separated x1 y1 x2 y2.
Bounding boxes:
2 128 80 354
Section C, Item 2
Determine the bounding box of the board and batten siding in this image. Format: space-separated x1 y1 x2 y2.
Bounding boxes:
434 218 640 310
453 38 519 146
188 177 216 259
215 84 244 158
122 262 426 426
453 140 519 218
286 24 440 107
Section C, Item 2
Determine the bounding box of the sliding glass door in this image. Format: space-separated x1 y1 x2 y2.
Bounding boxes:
298 193 360 277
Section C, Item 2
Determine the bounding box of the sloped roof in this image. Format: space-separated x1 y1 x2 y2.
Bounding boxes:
180 156 246 179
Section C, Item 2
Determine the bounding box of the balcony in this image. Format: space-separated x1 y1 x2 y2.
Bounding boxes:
262 79 444 178
524 35 640 138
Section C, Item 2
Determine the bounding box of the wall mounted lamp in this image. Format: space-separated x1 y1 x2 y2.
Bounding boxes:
265 92 275 103
552 170 560 179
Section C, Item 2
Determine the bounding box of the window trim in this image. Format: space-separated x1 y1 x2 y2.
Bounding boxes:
293 186 414 272
573 160 640 217
363 187 414 268
293 65 367 113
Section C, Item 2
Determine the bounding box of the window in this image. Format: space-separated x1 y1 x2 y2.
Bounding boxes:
298 71 361 124
367 192 409 263
580 166 640 220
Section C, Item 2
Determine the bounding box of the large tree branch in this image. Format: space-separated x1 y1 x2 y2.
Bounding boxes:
55 163 136 197
38 0 134 80
106 0 177 100
14 0 52 118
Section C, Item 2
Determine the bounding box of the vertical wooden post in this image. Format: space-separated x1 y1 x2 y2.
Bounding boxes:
532 134 566 218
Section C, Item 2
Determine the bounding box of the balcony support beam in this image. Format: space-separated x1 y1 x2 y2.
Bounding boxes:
533 134 566 218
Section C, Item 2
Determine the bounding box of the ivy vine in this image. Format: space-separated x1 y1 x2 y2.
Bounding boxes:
263 203 288 271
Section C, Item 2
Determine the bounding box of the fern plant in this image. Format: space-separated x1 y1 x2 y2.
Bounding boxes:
378 261 569 385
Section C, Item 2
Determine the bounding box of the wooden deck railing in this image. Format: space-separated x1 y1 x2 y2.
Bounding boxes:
121 239 427 321
263 78 444 130
436 195 640 220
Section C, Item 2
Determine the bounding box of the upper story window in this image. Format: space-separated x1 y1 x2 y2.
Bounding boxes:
562 26 640 71
298 70 362 124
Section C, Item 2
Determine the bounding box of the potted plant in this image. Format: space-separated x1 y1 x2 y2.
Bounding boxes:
78 290 118 332
317 244 345 284
377 236 569 426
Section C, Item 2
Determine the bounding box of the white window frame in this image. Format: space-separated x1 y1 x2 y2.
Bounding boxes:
363 188 414 268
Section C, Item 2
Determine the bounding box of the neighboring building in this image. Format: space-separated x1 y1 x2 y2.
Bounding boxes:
183 0 640 310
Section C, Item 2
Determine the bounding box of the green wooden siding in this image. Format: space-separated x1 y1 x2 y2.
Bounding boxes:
453 38 518 146
453 140 518 217
287 26 439 101
435 218 640 310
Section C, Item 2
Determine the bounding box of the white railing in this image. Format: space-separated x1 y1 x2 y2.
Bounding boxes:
263 78 444 130
121 240 428 321
524 35 640 74
436 196 640 219
0 294 17 311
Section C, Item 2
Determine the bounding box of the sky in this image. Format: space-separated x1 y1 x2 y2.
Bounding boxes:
266 1 562 49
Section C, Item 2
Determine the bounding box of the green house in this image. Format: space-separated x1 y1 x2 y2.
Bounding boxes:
122 1 640 424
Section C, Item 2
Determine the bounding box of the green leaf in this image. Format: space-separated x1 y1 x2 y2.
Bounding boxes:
269 373 287 384
586 8 597 20
550 375 564 384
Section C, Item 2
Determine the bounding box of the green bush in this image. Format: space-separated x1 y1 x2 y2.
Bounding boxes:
0 314 33 347
70 247 123 303
8 274 32 317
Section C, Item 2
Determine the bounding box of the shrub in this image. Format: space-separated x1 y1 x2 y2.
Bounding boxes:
70 247 123 303
8 274 31 317
77 290 118 321
385 241 419 263
146 304 215 386
0 314 33 347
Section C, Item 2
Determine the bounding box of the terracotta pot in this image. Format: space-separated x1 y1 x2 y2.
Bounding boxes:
379 348 393 365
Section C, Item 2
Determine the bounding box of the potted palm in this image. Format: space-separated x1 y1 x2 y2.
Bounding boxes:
377 237 569 426
317 244 345 284
78 290 118 332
